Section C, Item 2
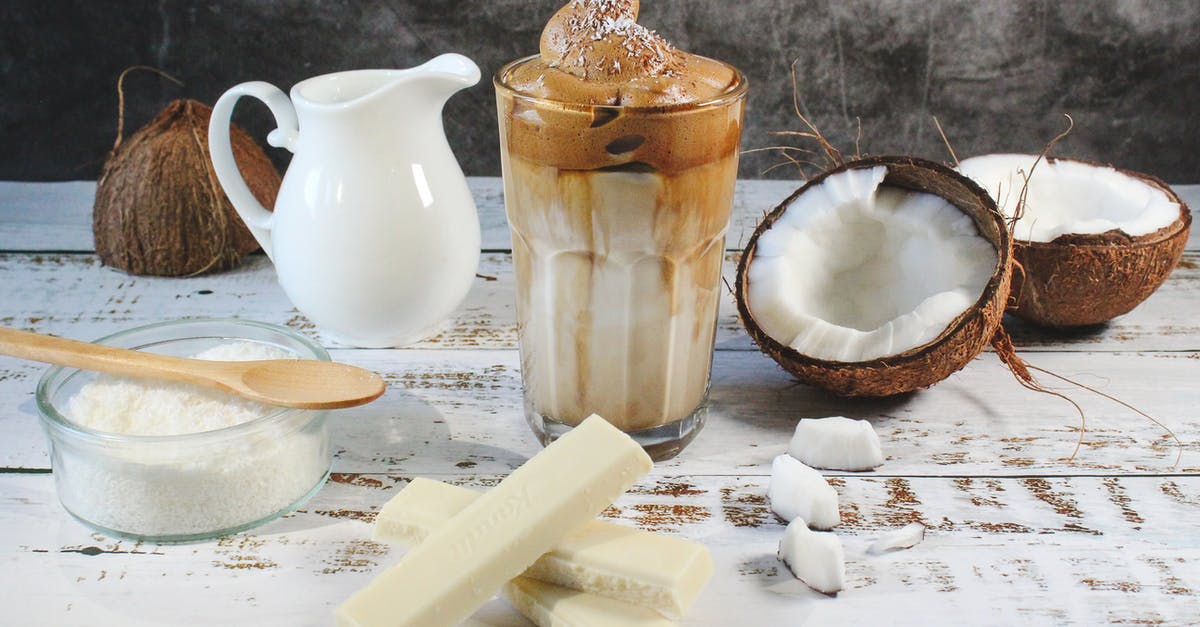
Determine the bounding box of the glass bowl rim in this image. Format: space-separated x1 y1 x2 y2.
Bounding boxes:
35 317 331 447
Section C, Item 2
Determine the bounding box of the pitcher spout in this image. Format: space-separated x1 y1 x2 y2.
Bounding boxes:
373 54 481 110
414 53 482 95
290 54 480 115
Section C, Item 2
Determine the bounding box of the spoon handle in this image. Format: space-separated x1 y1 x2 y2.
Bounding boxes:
0 326 217 385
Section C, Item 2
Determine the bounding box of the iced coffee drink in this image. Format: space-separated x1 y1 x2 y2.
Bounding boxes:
495 0 747 459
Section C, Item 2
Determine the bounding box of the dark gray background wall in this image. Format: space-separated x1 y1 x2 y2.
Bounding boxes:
2 0 1198 182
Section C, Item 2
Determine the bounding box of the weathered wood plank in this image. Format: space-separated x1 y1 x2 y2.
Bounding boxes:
3 473 1197 625
2 349 1195 475
1 179 1197 253
1 252 1197 353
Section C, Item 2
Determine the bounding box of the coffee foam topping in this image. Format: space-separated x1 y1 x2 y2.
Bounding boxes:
541 0 678 81
498 0 745 173
510 0 736 107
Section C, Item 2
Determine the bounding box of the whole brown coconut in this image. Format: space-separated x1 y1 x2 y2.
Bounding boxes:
93 99 281 276
1007 165 1191 327
735 156 1013 397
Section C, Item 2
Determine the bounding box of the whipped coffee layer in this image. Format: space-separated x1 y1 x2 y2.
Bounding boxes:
527 0 736 105
498 0 745 175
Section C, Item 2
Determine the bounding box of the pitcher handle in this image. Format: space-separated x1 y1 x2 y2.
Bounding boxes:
208 81 299 260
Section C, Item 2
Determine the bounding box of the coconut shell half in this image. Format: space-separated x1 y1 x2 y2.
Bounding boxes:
1008 164 1192 327
735 156 1013 397
93 99 281 277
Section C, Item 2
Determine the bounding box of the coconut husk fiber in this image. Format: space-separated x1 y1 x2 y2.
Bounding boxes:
735 156 1013 397
93 98 281 276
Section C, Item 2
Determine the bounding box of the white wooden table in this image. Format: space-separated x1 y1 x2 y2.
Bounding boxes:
1 179 1198 626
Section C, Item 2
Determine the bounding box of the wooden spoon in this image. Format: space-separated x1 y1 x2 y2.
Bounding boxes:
0 326 385 409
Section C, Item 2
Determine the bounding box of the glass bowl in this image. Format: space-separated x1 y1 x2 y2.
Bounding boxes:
35 318 333 543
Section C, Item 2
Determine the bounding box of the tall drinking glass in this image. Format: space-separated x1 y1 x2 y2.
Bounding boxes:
496 56 747 460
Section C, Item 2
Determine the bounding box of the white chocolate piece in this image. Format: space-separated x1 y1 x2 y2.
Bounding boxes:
778 519 845 595
373 477 478 545
868 522 926 554
788 416 884 471
336 415 652 627
375 478 712 619
767 455 840 529
504 577 677 627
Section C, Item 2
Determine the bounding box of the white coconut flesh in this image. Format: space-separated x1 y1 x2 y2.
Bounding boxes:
957 154 1181 243
747 166 997 363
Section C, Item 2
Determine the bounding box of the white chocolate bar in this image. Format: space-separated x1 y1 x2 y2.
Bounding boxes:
374 477 713 619
336 415 652 627
504 577 676 627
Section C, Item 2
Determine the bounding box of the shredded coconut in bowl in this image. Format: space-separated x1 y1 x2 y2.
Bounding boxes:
50 340 331 540
56 431 328 539
65 341 293 436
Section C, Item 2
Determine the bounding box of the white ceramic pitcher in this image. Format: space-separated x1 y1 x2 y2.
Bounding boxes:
208 54 482 347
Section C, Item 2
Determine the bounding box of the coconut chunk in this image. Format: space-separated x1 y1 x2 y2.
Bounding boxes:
788 417 883 471
957 153 1189 327
746 165 996 362
768 454 840 529
867 522 926 554
957 153 1181 243
736 157 1012 396
778 519 845 595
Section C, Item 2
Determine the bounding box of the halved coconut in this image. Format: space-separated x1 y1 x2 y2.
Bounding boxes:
735 157 1011 397
958 154 1191 327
